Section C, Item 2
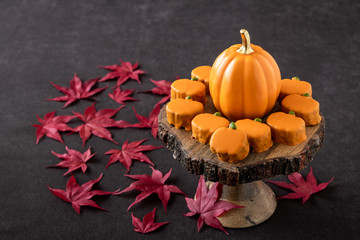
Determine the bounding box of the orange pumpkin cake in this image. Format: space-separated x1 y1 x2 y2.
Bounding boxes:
281 94 321 126
279 77 312 100
166 98 204 130
266 112 306 146
209 122 250 163
191 112 230 144
171 79 206 104
209 29 281 120
191 66 212 93
235 118 273 152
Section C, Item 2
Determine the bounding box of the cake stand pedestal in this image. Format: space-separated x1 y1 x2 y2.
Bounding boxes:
158 96 325 228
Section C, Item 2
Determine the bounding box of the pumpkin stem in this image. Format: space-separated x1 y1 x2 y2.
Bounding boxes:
237 29 254 54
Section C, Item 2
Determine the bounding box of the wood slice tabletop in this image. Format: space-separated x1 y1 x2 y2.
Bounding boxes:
158 96 325 186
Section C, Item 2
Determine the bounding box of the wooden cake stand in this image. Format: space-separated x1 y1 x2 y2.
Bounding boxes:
158 96 325 228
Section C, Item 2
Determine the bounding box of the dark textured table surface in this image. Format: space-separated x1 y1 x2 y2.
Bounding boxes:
1 0 359 239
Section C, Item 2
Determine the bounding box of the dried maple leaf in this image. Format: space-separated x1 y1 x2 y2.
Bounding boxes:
139 79 171 106
132 208 169 234
119 166 185 212
184 176 243 235
48 146 96 176
47 74 108 108
104 139 163 172
72 103 132 146
129 105 161 139
48 173 120 214
99 60 146 88
108 87 138 105
267 167 334 204
32 111 75 144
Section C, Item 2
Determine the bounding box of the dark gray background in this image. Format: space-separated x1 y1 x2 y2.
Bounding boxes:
0 0 359 239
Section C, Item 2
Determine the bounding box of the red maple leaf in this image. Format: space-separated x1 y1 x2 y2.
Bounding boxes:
47 74 108 108
267 167 334 204
184 176 243 235
104 139 163 172
139 79 171 106
48 146 96 176
48 173 120 214
108 87 138 105
32 111 75 144
129 105 161 139
118 166 185 212
72 103 132 146
132 208 169 234
99 60 146 88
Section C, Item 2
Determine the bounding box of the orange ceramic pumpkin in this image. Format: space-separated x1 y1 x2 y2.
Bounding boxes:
209 29 281 120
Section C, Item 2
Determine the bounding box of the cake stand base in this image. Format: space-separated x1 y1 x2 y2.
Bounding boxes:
207 181 277 228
